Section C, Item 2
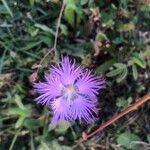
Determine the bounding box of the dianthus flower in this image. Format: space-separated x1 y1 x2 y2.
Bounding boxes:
34 57 105 124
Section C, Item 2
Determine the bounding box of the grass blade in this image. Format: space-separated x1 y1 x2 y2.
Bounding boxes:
1 0 13 17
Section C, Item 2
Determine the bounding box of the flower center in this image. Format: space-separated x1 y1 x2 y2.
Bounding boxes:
65 84 75 93
62 84 78 103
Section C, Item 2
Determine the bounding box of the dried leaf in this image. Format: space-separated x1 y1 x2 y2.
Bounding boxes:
93 41 102 56
82 132 87 141
31 63 42 69
29 72 38 82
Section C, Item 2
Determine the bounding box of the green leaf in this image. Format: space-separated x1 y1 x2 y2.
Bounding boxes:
60 24 68 36
132 64 138 80
132 53 146 68
117 132 140 149
38 141 51 150
118 22 135 32
96 59 115 73
120 0 128 8
14 94 25 109
0 49 7 74
39 35 52 47
38 140 72 150
114 63 126 68
112 36 124 44
64 0 75 5
106 68 123 77
132 57 145 68
24 118 41 129
29 0 35 6
80 0 89 5
6 107 31 117
15 116 26 128
140 5 150 12
54 121 71 134
116 67 128 83
116 97 127 108
144 49 150 57
96 32 108 42
101 12 113 23
64 4 75 27
1 0 13 17
147 134 150 143
35 24 55 35
116 97 133 108
0 4 9 14
106 63 128 82
7 108 27 116
19 41 42 51
127 97 133 104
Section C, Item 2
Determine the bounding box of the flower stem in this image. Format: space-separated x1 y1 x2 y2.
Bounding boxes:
53 1 65 62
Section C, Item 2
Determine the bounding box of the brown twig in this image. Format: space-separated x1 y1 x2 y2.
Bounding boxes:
53 1 65 62
37 48 54 72
38 1 65 68
78 92 150 143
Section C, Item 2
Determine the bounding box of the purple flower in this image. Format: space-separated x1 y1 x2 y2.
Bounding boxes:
34 57 105 124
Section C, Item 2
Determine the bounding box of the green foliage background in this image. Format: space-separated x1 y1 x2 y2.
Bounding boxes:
0 0 150 149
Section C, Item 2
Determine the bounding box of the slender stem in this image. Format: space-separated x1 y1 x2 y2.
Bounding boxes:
38 1 65 69
9 128 21 150
78 92 150 143
37 48 54 73
30 131 35 150
53 1 65 62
